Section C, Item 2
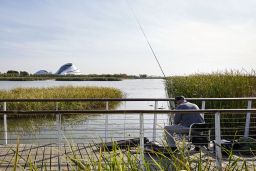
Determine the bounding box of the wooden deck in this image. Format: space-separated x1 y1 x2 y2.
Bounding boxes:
0 143 255 170
0 142 179 170
0 143 145 170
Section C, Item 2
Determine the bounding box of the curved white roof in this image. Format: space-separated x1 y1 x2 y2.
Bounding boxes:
56 63 81 75
34 70 49 75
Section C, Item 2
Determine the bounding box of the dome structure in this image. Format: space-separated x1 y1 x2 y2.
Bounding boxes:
34 70 49 75
56 63 81 75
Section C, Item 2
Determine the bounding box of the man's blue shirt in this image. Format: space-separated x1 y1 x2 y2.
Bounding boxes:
174 101 204 127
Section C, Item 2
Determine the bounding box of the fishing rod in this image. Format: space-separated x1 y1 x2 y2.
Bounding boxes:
125 0 166 79
125 0 175 110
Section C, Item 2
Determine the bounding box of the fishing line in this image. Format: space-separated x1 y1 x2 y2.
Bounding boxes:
125 0 175 110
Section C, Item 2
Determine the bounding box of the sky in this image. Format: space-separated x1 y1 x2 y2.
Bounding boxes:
0 0 256 76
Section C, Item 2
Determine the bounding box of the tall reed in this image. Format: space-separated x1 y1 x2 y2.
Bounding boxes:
166 71 256 139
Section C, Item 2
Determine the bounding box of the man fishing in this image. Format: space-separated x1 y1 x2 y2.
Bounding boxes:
164 96 205 147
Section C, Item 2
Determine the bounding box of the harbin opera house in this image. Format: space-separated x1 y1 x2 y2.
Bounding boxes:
34 63 82 75
55 63 81 75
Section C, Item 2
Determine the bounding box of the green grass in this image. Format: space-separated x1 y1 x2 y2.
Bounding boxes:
0 86 123 111
4 139 255 171
165 71 256 139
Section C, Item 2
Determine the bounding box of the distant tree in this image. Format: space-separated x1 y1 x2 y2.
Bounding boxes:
20 71 29 76
7 70 19 76
139 74 147 78
120 74 128 78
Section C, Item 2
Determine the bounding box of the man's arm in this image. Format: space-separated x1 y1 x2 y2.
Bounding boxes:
174 104 185 124
173 113 181 124
192 104 200 110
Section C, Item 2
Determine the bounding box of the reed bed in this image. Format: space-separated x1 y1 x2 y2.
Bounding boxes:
0 86 123 137
166 71 256 139
0 86 123 111
166 71 256 99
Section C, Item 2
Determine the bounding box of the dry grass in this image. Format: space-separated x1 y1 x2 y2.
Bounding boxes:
0 86 123 111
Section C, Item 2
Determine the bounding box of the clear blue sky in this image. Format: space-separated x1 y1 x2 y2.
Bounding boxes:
0 0 256 76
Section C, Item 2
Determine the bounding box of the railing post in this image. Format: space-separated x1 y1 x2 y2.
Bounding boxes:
56 102 61 171
201 100 205 119
215 112 222 171
140 113 144 171
153 101 158 141
3 102 7 145
105 101 109 142
244 100 252 137
169 99 175 125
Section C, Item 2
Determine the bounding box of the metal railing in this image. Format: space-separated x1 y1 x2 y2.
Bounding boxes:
1 97 256 170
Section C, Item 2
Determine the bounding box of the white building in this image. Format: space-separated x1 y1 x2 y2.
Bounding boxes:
56 63 81 75
34 70 49 75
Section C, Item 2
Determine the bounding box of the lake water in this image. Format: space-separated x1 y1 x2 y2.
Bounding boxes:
0 79 170 144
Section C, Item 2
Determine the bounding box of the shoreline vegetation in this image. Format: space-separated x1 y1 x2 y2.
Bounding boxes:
166 71 256 98
0 86 123 133
0 76 123 81
165 71 256 139
0 86 123 112
0 72 162 81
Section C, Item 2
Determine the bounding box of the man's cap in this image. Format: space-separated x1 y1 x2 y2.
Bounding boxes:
175 96 185 101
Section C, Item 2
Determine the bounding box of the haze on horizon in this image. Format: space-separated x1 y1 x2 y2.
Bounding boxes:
0 0 256 76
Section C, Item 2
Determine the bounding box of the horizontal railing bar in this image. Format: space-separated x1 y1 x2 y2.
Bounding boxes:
0 97 256 102
0 109 256 115
2 128 255 132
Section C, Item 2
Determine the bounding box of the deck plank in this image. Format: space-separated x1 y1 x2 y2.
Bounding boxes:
84 143 96 170
41 145 46 171
0 146 12 168
64 143 70 171
6 144 26 171
23 144 33 169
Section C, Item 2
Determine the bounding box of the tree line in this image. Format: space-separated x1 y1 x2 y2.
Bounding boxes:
0 70 30 77
0 70 159 79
